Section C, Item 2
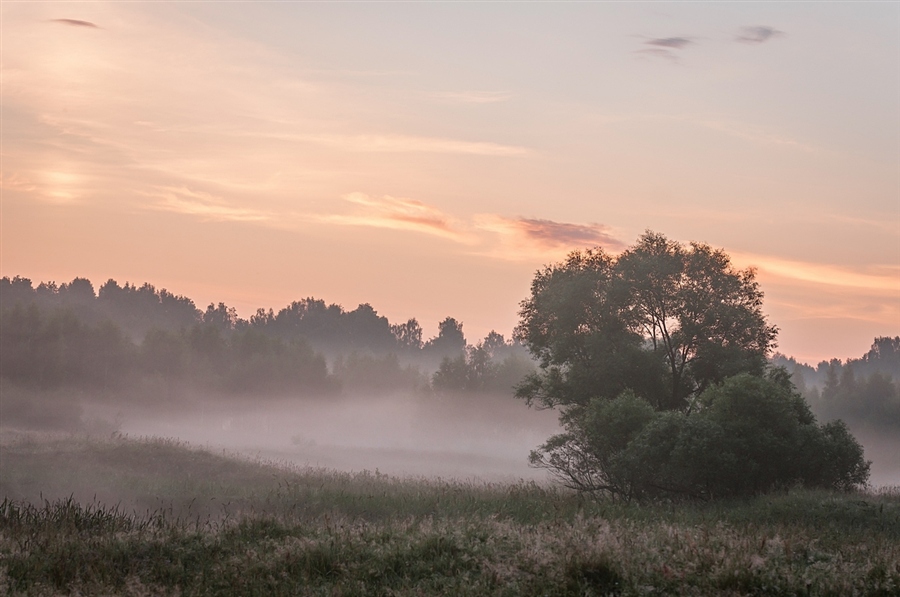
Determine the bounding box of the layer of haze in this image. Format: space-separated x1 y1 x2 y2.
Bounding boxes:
2 2 899 364
69 394 900 488
102 393 563 483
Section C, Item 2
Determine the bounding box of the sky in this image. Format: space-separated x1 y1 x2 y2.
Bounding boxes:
2 1 898 365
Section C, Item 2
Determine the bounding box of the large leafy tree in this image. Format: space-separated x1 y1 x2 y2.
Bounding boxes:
516 232 867 499
516 231 778 412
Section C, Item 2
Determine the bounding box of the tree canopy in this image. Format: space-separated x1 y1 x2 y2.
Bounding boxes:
516 231 778 412
516 232 868 499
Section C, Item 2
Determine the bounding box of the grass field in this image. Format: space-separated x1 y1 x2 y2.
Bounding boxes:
1 431 898 596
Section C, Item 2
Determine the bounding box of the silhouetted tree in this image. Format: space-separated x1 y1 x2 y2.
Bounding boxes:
345 303 395 352
426 317 466 360
97 279 200 337
432 331 536 394
516 232 777 412
391 318 424 351
203 302 239 331
0 276 36 307
517 232 865 499
333 352 424 394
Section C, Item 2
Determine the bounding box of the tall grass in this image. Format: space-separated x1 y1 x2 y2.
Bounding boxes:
1 433 898 595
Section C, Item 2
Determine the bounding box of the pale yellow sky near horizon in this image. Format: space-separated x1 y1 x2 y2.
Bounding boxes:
2 1 898 365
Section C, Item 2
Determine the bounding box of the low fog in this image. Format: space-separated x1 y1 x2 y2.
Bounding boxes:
841 426 900 488
7 387 898 490
84 392 563 482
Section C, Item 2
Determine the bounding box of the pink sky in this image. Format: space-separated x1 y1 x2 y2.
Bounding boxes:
2 2 898 365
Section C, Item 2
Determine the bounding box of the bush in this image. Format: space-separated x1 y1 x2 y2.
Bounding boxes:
531 371 871 500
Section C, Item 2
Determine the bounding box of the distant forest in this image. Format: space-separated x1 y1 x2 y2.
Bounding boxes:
0 276 533 401
773 339 900 431
1 275 898 432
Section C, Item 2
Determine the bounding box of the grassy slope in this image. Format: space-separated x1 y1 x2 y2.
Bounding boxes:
1 432 898 596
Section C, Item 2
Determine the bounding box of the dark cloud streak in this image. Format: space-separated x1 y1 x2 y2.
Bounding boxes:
736 26 783 44
511 218 625 251
50 18 99 28
645 37 692 49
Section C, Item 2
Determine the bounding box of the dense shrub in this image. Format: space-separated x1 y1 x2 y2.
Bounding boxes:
532 371 870 500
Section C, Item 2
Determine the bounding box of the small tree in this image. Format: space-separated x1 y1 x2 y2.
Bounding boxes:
425 317 467 360
391 317 424 351
431 331 536 395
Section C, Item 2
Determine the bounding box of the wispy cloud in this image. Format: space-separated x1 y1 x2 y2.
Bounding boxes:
49 18 99 28
1 168 90 204
733 252 900 294
475 215 624 260
0 172 38 193
736 26 783 44
645 37 692 49
302 68 416 78
315 193 473 243
693 118 817 151
429 91 512 104
824 213 900 235
300 134 529 156
499 217 624 250
304 194 624 258
148 186 273 223
634 36 692 63
768 296 898 324
6 2 531 226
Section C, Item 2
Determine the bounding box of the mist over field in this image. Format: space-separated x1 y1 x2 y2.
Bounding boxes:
106 392 561 482
3 390 898 494
5 381 900 490
52 390 900 489
852 428 900 488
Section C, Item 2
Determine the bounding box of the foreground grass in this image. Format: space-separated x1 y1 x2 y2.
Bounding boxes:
1 433 898 596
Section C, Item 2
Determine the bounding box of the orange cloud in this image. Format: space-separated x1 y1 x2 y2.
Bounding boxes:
308 196 628 258
732 252 900 294
1 168 89 204
299 134 529 156
0 172 38 193
147 186 273 223
315 193 473 243
475 215 625 261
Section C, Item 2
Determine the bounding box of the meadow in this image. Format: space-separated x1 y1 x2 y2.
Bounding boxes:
1 432 898 596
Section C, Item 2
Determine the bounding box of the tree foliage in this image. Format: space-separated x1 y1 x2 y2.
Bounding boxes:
531 372 870 500
0 277 477 363
1 276 538 409
517 232 868 499
516 232 777 412
432 332 535 394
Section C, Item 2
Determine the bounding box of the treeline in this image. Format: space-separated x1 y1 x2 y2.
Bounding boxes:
772 337 900 430
0 276 533 400
5 275 896 429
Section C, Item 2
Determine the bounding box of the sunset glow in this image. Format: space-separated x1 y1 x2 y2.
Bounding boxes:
2 1 898 364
